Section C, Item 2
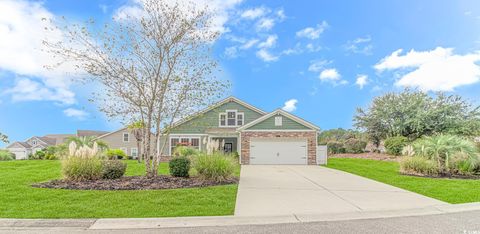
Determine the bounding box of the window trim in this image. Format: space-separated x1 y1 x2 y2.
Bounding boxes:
122 132 130 142
169 136 201 156
219 109 244 127
275 116 283 126
131 148 138 158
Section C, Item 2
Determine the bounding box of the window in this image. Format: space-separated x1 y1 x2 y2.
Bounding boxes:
275 116 283 126
219 110 244 127
131 148 138 158
170 137 200 155
219 113 226 126
123 133 129 142
32 140 37 145
227 111 236 126
237 113 244 126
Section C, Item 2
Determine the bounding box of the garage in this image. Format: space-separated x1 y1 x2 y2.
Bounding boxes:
250 138 307 165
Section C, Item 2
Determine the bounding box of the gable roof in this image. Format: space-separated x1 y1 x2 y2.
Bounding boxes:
236 109 320 131
169 96 267 130
95 127 128 140
6 141 31 149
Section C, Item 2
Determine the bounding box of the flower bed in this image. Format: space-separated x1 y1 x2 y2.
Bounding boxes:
33 175 238 190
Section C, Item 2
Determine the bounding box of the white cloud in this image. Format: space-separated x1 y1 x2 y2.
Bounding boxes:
256 17 275 31
0 0 79 105
282 99 297 112
256 49 278 62
5 78 75 104
240 7 267 20
344 36 373 55
240 39 259 49
63 108 89 120
374 47 480 91
258 35 277 48
224 46 238 58
319 68 341 81
296 21 328 39
355 74 368 89
308 60 331 72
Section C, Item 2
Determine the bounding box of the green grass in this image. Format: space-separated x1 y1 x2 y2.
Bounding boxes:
326 158 480 204
0 160 239 218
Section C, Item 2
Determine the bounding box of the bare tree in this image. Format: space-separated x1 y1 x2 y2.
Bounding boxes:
44 0 228 177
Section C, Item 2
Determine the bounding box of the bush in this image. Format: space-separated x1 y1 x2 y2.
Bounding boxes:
344 138 367 153
400 156 439 176
173 146 199 157
101 160 127 179
105 149 127 160
62 157 103 181
169 156 191 177
193 153 236 182
29 150 46 160
0 150 14 161
411 134 479 174
326 141 346 154
384 136 409 156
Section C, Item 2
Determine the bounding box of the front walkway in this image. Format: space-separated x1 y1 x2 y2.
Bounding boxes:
235 165 445 216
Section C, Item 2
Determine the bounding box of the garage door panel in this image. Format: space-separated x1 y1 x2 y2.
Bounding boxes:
250 138 307 165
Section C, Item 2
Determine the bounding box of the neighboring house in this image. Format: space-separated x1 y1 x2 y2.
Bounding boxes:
95 129 145 159
163 97 321 165
6 130 108 160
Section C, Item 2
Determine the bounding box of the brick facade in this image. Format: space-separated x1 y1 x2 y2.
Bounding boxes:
240 131 317 165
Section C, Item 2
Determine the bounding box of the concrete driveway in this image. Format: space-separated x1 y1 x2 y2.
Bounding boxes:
235 165 446 216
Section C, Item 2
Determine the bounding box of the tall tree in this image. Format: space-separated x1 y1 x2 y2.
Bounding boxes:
354 89 480 145
0 132 8 144
44 0 227 177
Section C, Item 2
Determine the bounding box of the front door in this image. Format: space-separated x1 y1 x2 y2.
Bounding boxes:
224 143 233 153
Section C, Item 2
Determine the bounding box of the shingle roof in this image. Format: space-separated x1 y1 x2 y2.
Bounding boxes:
37 136 57 146
77 130 110 137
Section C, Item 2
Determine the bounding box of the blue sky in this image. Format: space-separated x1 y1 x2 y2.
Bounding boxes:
1 0 480 146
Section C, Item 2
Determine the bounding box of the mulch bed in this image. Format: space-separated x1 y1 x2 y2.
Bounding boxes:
32 176 238 190
330 153 399 161
400 171 480 180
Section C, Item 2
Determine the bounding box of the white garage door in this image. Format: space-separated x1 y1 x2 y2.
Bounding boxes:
250 138 307 165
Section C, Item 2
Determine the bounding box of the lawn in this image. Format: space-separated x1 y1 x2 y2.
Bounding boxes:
0 160 239 218
326 158 480 204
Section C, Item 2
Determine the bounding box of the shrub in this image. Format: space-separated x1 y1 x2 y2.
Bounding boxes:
173 146 198 157
400 156 439 176
62 157 103 181
169 156 191 177
412 134 479 174
326 141 346 154
62 142 103 181
193 152 236 182
29 150 46 160
344 138 367 153
384 136 409 156
105 149 127 160
101 160 127 179
0 150 14 161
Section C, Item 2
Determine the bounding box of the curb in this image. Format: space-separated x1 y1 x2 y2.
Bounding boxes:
1 202 480 230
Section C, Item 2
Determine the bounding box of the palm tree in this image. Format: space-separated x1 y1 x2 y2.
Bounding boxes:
66 136 109 152
128 121 145 163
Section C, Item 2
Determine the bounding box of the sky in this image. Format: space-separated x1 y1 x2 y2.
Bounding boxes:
1 0 480 147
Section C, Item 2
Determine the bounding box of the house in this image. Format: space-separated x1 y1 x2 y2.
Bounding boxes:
6 130 109 160
95 129 145 159
162 97 322 165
